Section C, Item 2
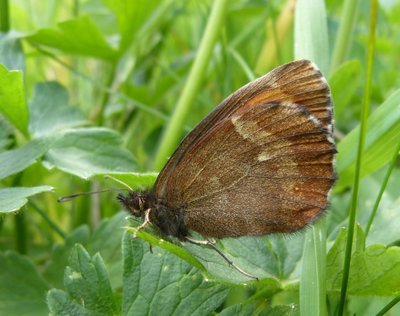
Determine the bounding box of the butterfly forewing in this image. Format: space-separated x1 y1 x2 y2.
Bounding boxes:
155 60 333 198
153 60 335 238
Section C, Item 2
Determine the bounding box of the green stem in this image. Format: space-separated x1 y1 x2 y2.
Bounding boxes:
365 140 400 236
376 297 400 316
330 0 360 72
0 0 10 32
152 0 229 170
337 0 377 314
14 213 27 254
29 202 66 240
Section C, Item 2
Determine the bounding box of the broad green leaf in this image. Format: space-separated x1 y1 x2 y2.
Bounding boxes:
29 82 87 138
63 245 117 315
294 0 329 74
0 32 25 71
218 304 255 316
0 186 53 213
27 16 117 61
88 212 126 289
47 289 100 316
0 251 49 316
43 213 126 290
336 89 400 190
0 64 28 135
44 127 136 179
43 226 91 289
327 226 400 296
0 139 49 180
354 172 400 246
219 303 296 316
329 60 363 117
295 1 330 314
122 232 229 316
128 221 304 284
189 233 303 283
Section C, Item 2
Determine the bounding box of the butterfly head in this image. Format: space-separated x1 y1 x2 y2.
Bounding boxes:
117 191 149 218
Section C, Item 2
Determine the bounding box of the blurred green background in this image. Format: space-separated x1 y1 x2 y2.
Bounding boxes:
0 0 400 315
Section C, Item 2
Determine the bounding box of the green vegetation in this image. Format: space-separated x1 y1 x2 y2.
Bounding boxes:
1 0 400 315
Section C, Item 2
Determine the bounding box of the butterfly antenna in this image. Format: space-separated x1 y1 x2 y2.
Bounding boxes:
57 188 128 202
104 175 133 191
185 237 259 280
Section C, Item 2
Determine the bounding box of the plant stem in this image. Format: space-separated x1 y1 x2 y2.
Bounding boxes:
152 0 229 170
14 213 27 254
337 0 377 314
376 297 400 316
330 0 360 73
29 202 66 240
0 0 10 31
255 0 295 73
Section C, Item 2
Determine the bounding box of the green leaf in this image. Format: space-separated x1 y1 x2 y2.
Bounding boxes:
44 127 136 179
43 212 126 291
29 82 87 138
122 232 229 316
0 64 28 135
0 251 49 316
219 303 297 316
128 223 304 284
329 60 363 117
27 16 117 61
63 245 117 315
0 186 53 213
0 32 25 70
218 304 255 316
190 234 303 283
336 89 400 190
88 212 126 289
0 139 49 180
327 225 400 296
294 0 329 74
47 289 100 316
43 226 91 289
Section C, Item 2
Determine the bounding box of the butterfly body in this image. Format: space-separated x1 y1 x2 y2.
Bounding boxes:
118 60 336 240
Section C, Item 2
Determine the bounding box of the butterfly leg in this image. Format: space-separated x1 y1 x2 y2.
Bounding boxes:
133 208 152 238
185 237 258 280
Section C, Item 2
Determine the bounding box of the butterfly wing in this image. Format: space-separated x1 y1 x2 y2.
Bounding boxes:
157 102 335 237
155 60 333 198
153 60 335 238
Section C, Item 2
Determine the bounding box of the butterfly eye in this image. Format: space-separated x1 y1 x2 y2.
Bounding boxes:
117 193 142 217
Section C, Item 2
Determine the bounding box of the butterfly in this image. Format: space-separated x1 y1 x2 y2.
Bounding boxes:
118 59 336 246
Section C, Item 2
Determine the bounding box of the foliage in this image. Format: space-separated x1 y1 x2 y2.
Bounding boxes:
0 0 400 315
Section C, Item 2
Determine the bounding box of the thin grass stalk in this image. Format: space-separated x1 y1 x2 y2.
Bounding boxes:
337 0 378 314
0 0 9 31
152 0 229 170
29 202 66 240
376 297 400 316
330 0 361 72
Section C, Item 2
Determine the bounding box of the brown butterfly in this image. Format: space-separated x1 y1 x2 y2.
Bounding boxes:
118 60 336 277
